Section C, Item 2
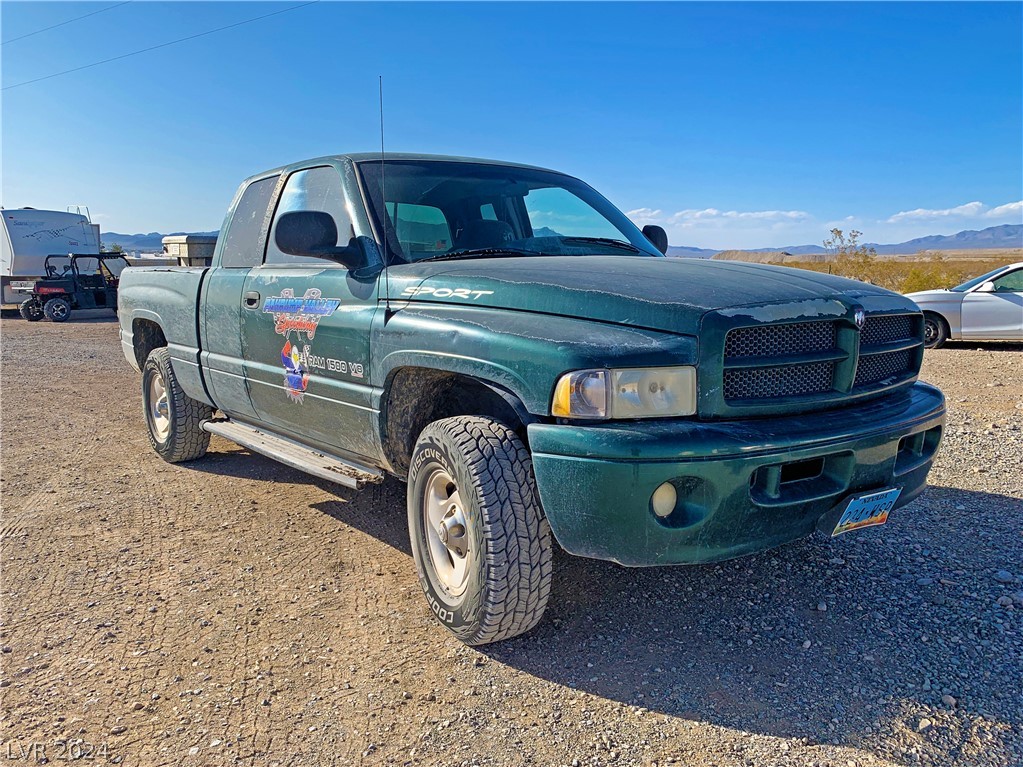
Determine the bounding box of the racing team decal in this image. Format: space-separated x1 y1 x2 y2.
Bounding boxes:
263 288 341 340
280 340 310 399
263 288 341 402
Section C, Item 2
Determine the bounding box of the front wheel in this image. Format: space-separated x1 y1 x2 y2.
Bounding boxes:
923 313 949 349
43 297 71 322
19 299 43 322
142 347 213 462
408 416 553 645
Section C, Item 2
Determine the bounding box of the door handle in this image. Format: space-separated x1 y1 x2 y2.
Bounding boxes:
244 291 260 308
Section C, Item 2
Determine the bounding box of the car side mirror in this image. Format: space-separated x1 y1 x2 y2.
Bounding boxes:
274 210 367 270
642 225 669 255
976 281 996 293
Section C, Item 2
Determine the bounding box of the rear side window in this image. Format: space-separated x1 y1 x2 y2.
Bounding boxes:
220 175 279 268
265 166 355 265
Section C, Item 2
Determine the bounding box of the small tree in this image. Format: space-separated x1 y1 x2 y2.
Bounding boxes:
102 242 124 253
823 228 877 282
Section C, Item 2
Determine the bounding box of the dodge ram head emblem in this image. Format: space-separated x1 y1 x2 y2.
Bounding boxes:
854 308 866 330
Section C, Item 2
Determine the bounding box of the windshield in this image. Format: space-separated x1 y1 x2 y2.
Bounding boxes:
44 255 73 277
358 160 662 263
101 256 129 277
950 266 1009 292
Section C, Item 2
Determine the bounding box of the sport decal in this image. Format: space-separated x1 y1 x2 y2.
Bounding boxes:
263 288 341 403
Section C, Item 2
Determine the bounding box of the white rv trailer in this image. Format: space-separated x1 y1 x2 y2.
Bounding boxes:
1 207 101 306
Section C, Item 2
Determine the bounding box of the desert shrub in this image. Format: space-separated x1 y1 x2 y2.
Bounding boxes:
782 257 1015 293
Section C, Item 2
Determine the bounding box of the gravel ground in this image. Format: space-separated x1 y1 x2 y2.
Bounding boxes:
0 313 1020 767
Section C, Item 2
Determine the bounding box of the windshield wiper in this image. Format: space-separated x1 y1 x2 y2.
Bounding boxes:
561 236 642 253
417 247 542 263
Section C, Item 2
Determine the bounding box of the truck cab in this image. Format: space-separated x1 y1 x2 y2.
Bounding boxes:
117 154 946 645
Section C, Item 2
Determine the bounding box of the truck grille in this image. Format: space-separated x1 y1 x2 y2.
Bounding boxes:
724 322 836 359
720 313 921 405
860 314 914 346
855 349 912 387
723 320 839 402
724 362 835 401
855 314 919 390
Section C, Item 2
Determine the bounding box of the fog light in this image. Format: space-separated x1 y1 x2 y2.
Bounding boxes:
651 482 677 518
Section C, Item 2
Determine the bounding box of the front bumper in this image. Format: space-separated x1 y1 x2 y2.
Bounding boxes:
528 382 945 566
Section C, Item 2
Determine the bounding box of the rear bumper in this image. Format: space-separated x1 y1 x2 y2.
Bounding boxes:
527 382 945 566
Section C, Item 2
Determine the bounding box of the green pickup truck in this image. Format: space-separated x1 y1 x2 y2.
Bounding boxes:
118 154 945 644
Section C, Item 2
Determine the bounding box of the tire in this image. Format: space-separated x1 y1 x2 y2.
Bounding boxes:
19 299 43 322
923 313 949 349
407 416 553 645
43 297 71 322
142 347 213 462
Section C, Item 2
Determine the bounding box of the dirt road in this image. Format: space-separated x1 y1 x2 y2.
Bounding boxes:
1 314 1020 767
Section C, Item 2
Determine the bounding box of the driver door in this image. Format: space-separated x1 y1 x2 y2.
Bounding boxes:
962 267 1023 340
239 164 382 460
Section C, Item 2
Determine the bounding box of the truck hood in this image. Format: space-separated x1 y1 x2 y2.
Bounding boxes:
386 256 901 334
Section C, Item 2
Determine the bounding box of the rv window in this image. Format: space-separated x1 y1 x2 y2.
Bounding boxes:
221 175 279 268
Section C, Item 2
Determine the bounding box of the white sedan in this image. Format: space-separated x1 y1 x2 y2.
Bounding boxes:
906 262 1023 348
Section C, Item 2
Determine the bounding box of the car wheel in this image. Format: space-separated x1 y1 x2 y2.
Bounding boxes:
407 416 553 645
923 313 949 349
142 347 213 462
19 299 44 322
43 297 71 322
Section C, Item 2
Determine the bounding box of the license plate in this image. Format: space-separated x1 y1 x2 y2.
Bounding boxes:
831 487 902 536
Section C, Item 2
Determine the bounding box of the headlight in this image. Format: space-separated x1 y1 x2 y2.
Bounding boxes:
551 366 696 419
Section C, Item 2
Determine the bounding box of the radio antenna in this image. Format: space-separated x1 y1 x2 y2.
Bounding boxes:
379 75 391 319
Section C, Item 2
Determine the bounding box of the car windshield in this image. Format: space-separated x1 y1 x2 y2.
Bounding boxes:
358 160 662 263
950 266 1009 292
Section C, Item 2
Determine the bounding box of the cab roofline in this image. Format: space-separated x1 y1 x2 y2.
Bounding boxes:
239 153 571 187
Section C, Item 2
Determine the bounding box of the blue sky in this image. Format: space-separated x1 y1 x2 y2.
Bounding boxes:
2 1 1021 249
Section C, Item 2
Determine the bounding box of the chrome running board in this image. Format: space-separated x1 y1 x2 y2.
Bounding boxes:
202 419 385 490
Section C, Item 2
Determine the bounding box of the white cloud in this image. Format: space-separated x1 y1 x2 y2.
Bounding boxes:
886 200 1022 224
667 208 810 224
629 207 811 228
886 201 985 223
624 198 1020 250
986 200 1023 219
626 207 663 225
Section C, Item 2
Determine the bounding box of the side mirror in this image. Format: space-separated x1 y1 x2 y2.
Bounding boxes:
274 210 367 270
642 224 669 255
976 281 996 293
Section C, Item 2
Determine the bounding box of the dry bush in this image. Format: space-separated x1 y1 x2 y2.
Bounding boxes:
781 254 1017 294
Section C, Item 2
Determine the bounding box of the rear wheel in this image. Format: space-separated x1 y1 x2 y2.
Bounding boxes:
19 299 43 322
923 313 949 349
407 416 553 645
43 297 71 322
142 347 213 462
